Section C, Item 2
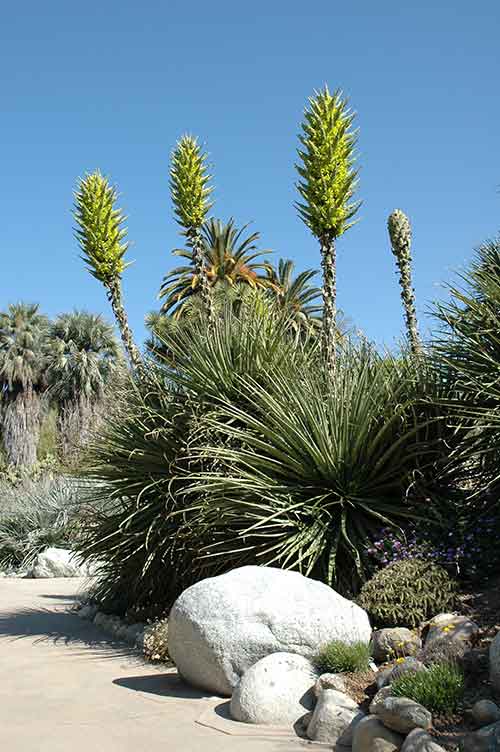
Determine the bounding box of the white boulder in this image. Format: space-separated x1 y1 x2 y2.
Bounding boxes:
168 565 371 695
307 689 363 744
230 652 317 726
31 547 93 578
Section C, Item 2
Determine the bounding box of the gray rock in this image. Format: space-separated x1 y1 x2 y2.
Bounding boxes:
230 652 317 726
372 628 421 663
306 689 363 743
390 657 426 683
460 720 500 752
353 715 405 752
375 696 432 734
77 604 98 621
472 700 500 728
401 729 447 752
490 632 500 693
314 672 347 697
30 547 93 578
169 565 371 695
377 667 394 689
424 614 479 650
370 687 395 714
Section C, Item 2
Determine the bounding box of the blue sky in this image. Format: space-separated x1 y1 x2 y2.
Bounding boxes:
1 0 499 348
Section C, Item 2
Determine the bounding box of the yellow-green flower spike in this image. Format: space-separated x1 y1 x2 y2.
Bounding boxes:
170 135 213 231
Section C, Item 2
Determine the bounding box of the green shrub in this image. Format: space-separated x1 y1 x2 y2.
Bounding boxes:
0 476 87 570
357 559 457 628
391 661 464 714
314 640 371 673
76 302 445 617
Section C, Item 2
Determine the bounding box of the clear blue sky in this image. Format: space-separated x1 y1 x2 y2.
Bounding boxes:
1 0 499 348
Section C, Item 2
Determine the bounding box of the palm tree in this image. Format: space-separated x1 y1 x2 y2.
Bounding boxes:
388 209 421 356
264 259 323 335
295 86 360 375
46 311 123 459
0 303 49 467
170 135 215 326
73 171 142 369
159 218 270 316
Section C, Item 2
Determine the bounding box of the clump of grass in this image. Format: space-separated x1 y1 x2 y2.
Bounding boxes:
314 640 372 673
391 661 464 714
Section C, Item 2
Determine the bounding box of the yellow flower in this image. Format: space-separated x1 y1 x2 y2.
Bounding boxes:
396 657 405 664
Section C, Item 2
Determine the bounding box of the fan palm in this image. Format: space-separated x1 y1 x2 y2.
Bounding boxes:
296 86 360 375
0 303 50 467
46 311 123 459
159 218 270 317
265 258 323 334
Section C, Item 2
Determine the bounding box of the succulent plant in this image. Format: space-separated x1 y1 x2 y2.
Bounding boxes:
357 558 457 628
388 209 421 357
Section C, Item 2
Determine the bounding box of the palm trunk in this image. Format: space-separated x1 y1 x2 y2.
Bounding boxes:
320 233 337 377
106 278 143 369
188 227 215 329
57 397 97 461
395 257 421 357
2 388 41 467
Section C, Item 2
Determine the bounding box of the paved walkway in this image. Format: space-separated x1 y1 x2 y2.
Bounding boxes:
0 578 309 752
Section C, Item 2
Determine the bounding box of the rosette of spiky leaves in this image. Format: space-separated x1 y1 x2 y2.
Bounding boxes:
170 136 215 325
295 86 360 374
388 209 421 356
73 172 141 368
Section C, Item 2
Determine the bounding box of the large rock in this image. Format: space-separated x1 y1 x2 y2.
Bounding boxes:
390 657 426 683
229 652 316 726
401 729 447 752
353 715 404 752
472 700 500 728
423 614 479 650
168 566 371 695
307 689 363 744
370 686 395 714
31 548 92 578
375 696 432 734
372 628 421 663
490 632 500 693
314 672 347 697
460 720 500 752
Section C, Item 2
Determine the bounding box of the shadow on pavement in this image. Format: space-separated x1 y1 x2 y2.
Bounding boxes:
0 606 135 660
113 672 219 700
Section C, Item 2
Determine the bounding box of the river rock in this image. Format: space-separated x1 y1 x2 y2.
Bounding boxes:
372 628 421 663
230 652 316 726
353 715 404 752
375 696 432 734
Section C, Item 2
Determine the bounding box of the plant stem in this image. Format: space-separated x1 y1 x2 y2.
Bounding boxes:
320 233 337 376
188 227 215 329
106 278 142 369
395 255 421 357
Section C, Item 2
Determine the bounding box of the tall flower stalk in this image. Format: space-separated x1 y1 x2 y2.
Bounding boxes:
169 135 215 327
73 172 142 369
295 86 360 375
388 209 421 356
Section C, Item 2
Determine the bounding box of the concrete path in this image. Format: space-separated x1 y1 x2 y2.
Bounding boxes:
0 578 310 752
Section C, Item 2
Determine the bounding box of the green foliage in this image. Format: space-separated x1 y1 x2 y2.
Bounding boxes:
74 171 131 285
264 258 323 334
77 301 443 617
433 237 500 490
159 218 269 316
0 303 49 393
46 310 123 404
391 661 465 714
314 640 371 673
170 135 213 230
357 559 457 628
0 476 85 570
295 86 360 240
